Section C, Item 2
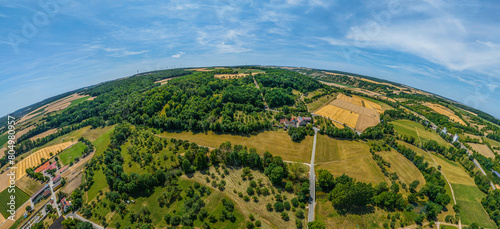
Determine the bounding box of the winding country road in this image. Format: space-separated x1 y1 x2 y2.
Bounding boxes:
308 127 319 224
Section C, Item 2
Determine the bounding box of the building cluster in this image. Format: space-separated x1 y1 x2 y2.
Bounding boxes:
35 161 58 174
31 184 51 205
279 116 312 128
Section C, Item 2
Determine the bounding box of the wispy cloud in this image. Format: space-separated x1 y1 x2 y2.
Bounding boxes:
171 52 185 58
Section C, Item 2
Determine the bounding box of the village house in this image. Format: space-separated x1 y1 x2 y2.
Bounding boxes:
60 197 72 213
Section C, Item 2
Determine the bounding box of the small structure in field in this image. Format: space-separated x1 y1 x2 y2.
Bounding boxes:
452 134 459 143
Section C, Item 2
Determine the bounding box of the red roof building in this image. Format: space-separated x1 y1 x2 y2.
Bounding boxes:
34 161 51 173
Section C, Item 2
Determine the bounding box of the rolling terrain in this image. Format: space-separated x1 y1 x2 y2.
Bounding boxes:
1 66 499 229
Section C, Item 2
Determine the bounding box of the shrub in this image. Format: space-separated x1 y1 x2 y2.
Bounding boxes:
266 203 273 211
296 209 305 219
284 201 291 210
281 212 289 221
274 201 284 212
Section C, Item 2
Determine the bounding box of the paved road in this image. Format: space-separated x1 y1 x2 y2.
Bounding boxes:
308 127 319 224
67 213 105 229
48 174 62 217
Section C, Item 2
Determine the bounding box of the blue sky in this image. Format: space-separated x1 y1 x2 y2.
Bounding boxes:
1 0 500 118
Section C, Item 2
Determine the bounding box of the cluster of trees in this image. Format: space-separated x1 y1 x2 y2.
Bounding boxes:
382 109 420 122
25 167 47 181
482 189 500 227
288 125 314 142
263 88 295 108
360 122 395 140
317 171 405 211
318 74 399 94
319 125 357 140
303 87 336 103
255 68 322 93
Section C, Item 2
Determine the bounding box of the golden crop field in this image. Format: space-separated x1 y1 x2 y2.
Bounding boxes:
315 105 359 129
469 143 496 158
424 103 466 125
14 141 75 180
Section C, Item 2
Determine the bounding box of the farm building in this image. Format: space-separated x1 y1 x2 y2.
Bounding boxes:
442 127 447 134
34 161 51 173
60 197 72 213
59 165 69 173
453 134 459 143
53 179 62 191
52 174 61 183
31 184 50 204
280 116 312 128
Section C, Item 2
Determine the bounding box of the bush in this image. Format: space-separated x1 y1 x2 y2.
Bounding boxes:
284 201 291 210
247 187 255 195
255 220 262 227
274 201 284 212
249 214 255 221
281 212 289 221
291 197 299 207
244 196 250 202
285 181 293 192
266 203 273 211
296 209 305 219
246 222 255 229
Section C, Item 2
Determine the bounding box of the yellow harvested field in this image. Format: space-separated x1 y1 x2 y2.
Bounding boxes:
424 103 466 125
18 93 91 125
189 68 216 72
14 141 75 180
29 128 57 141
314 94 380 132
315 105 359 129
469 143 496 158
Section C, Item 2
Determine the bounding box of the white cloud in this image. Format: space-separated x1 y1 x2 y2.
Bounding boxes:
171 52 185 58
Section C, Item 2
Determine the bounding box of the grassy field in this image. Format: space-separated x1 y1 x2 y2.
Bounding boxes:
378 149 426 187
428 153 495 228
391 120 450 147
68 95 90 107
59 142 86 165
468 143 495 158
315 135 370 162
85 127 115 202
158 130 313 163
307 93 336 112
451 184 496 228
92 126 115 157
0 186 30 218
0 132 7 147
316 135 387 184
86 168 109 203
16 176 45 196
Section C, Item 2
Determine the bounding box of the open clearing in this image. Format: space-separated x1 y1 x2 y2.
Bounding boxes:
378 149 426 186
315 135 387 184
14 141 75 180
469 143 495 158
154 77 176 85
157 130 313 163
430 153 495 228
307 93 337 112
391 120 450 147
16 176 45 196
451 183 496 228
59 142 87 165
423 103 466 125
